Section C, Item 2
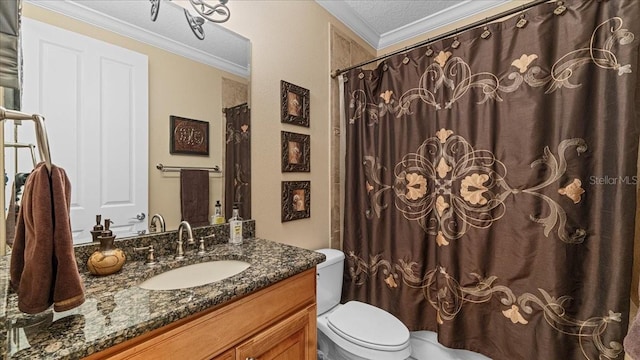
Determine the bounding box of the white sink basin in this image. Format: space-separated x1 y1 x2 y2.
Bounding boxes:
138 260 250 290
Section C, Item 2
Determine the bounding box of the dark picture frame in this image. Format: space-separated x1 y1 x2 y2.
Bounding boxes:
281 131 310 172
170 115 209 155
281 80 310 127
281 181 310 222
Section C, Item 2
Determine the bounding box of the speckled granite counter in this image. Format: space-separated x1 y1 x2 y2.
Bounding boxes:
1 232 325 359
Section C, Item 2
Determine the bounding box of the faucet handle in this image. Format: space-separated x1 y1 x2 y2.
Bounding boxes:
134 245 156 265
197 237 206 256
175 239 185 260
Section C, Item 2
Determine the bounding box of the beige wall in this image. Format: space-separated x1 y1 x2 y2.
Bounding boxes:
22 4 248 232
222 1 373 250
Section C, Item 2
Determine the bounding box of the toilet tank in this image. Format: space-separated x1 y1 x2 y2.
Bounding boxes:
316 248 345 315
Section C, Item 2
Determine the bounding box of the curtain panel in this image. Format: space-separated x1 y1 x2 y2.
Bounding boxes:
224 103 251 220
342 1 640 359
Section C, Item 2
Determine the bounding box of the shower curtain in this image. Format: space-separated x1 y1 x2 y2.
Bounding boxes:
224 103 251 220
341 1 639 359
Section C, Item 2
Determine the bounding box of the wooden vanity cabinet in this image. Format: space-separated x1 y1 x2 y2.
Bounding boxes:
85 269 317 360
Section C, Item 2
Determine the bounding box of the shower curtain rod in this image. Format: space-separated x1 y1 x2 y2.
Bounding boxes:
330 0 552 78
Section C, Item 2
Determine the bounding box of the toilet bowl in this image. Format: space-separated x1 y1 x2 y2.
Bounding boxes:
316 248 412 360
410 331 490 360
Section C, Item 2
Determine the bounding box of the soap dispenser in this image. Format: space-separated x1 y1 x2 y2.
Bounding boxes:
90 215 104 242
87 218 127 276
228 203 243 245
211 200 225 225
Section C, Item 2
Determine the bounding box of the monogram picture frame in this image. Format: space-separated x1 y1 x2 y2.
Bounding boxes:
170 115 209 155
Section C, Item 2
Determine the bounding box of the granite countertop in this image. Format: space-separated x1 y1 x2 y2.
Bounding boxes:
1 236 325 359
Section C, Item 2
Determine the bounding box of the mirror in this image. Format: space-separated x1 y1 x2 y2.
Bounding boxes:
2 0 250 247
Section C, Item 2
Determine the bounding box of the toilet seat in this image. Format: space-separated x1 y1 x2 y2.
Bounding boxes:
327 301 410 351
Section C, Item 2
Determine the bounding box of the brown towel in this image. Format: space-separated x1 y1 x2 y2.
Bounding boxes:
180 169 209 227
10 162 85 314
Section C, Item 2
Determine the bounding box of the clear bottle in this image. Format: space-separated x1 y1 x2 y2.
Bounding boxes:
211 200 225 225
228 203 243 245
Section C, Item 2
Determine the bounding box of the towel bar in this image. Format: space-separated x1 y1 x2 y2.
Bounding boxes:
156 163 222 174
4 142 38 167
0 106 52 172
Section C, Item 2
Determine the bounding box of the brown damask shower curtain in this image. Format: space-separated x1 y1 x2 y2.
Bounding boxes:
224 103 251 219
341 1 640 359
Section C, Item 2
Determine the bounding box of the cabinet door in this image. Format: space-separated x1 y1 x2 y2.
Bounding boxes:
236 305 316 360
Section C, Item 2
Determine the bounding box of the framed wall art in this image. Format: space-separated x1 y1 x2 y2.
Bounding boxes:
170 115 209 155
281 131 310 172
281 80 310 127
281 181 310 222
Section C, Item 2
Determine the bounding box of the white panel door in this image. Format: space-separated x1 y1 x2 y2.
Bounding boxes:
16 18 149 243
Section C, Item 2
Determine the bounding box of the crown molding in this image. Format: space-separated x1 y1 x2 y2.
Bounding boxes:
24 0 250 78
377 0 509 50
315 0 379 49
317 0 511 51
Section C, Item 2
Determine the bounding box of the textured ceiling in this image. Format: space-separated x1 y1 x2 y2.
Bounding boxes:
344 0 465 34
316 0 511 50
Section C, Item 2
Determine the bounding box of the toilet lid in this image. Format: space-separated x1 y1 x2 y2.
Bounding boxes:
327 301 410 351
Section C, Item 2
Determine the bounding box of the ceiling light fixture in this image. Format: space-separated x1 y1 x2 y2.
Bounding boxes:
149 0 231 40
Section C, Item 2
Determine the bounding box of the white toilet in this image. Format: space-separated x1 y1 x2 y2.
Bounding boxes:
316 248 412 360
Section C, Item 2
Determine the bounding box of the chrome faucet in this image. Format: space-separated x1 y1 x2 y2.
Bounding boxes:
175 221 195 260
149 213 166 233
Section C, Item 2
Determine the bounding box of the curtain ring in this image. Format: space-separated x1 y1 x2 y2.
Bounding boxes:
402 56 410 65
425 46 434 57
481 26 491 39
516 14 527 29
554 1 567 15
383 63 389 71
358 72 365 80
451 36 460 49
